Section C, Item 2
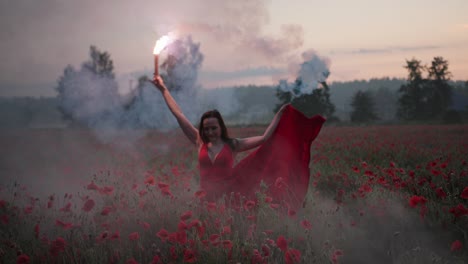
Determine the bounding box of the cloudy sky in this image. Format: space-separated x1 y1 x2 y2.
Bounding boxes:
1 0 467 97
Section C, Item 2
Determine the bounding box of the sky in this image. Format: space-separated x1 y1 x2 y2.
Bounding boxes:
0 0 467 97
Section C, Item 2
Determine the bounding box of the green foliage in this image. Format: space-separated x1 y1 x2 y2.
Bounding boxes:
350 90 379 123
397 57 454 121
82 46 115 78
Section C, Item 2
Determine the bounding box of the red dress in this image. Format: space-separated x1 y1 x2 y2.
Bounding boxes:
198 105 326 209
198 143 234 202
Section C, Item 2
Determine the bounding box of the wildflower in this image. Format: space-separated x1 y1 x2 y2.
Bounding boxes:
59 202 72 212
449 204 468 218
251 249 263 264
49 237 66 257
82 199 95 212
331 249 344 264
285 248 301 264
194 190 206 199
176 231 187 245
144 175 156 185
156 229 169 241
55 219 73 230
288 208 296 218
129 232 140 241
408 195 427 208
183 249 196 263
126 258 138 264
461 187 468 199
451 240 462 252
87 181 99 190
300 220 312 230
435 188 447 199
16 254 30 264
222 240 233 249
101 186 115 195
180 210 193 221
276 236 288 252
261 244 271 256
110 231 120 240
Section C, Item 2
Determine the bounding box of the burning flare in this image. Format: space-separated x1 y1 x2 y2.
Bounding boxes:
153 35 172 55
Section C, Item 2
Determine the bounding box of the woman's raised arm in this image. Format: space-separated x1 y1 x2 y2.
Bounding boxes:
234 104 288 152
152 75 199 145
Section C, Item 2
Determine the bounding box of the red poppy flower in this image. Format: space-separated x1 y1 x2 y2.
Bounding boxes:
82 199 95 212
222 240 233 249
176 231 187 245
110 231 120 240
435 188 447 199
99 186 114 195
183 249 197 263
449 203 468 218
461 187 468 199
87 181 99 190
244 200 256 210
285 248 301 264
251 249 263 264
158 182 169 189
101 206 114 216
408 195 427 208
156 229 169 241
144 175 156 185
55 219 73 230
276 236 288 252
151 256 162 264
300 220 312 230
128 232 139 241
450 240 462 252
180 210 193 221
261 244 271 257
16 254 30 264
59 202 72 212
194 190 206 199
49 237 66 256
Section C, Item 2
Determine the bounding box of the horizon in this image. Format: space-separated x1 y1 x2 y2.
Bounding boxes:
1 0 467 98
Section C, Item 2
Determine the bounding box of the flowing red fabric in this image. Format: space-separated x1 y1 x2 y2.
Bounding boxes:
198 105 326 209
231 105 326 209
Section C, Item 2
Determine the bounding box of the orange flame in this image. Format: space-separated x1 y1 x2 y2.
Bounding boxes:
153 35 172 55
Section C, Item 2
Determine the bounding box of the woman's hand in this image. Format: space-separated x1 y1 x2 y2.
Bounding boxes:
152 75 167 92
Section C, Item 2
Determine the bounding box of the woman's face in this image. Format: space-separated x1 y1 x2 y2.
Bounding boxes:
203 117 221 143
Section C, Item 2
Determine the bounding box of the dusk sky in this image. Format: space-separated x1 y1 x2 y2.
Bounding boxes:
1 0 467 97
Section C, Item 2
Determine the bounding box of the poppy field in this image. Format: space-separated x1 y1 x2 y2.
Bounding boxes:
1 124 467 263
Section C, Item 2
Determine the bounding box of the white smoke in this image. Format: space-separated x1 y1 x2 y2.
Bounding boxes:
278 50 331 98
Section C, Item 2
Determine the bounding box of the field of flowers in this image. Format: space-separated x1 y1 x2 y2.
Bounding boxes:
0 124 467 263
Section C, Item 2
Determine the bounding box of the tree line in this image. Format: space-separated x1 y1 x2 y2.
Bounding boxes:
2 46 468 128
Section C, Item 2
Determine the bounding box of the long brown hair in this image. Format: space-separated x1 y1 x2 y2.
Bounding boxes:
198 109 236 150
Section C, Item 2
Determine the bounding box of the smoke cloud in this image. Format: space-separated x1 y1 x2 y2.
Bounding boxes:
278 49 331 97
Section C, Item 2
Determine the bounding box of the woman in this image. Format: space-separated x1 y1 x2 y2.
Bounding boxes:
152 76 325 209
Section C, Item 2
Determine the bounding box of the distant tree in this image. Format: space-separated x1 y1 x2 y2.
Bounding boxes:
397 57 454 121
55 46 121 127
82 46 115 78
426 56 452 117
275 79 336 118
350 90 378 123
397 58 428 120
